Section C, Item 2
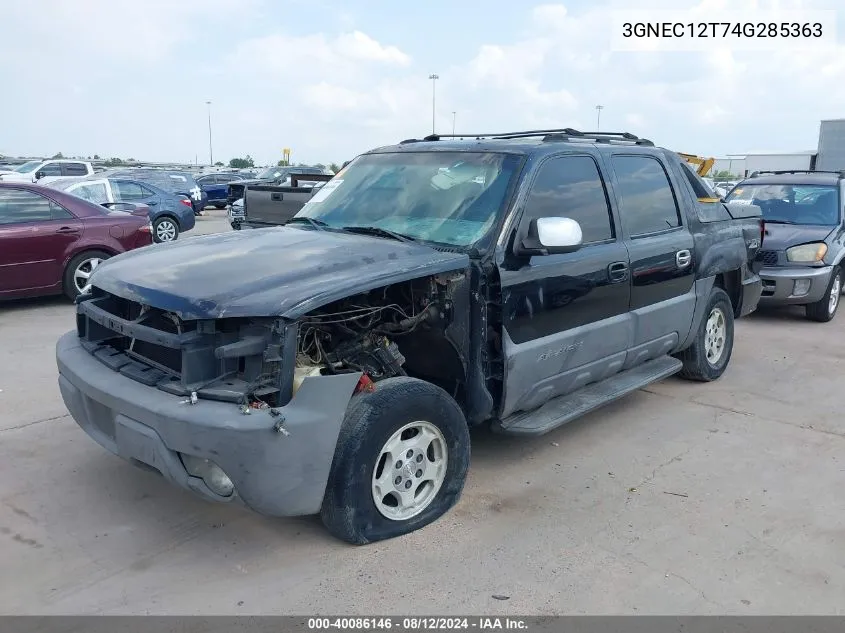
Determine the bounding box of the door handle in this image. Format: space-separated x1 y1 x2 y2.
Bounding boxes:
607 261 629 283
271 193 283 201
676 249 692 269
56 226 79 234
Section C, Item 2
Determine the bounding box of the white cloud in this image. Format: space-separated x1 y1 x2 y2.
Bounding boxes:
335 31 411 65
1 0 845 164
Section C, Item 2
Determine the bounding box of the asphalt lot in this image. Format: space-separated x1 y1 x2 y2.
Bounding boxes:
1 210 844 615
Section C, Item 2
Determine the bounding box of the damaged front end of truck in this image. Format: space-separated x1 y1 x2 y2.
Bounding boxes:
59 245 480 517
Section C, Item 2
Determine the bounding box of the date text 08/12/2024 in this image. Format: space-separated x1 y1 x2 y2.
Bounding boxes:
307 617 529 630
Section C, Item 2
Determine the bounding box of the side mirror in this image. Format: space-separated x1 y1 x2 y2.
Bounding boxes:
517 216 583 256
34 171 44 180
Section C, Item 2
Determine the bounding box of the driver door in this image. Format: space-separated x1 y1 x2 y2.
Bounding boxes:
496 154 632 418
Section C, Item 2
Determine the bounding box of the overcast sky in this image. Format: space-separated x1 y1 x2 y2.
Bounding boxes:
2 0 844 166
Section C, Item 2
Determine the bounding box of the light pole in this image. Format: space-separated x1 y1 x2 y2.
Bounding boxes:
428 74 439 134
595 104 604 131
206 100 213 165
452 111 456 135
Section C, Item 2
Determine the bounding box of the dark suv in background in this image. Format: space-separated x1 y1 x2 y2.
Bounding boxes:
725 170 845 322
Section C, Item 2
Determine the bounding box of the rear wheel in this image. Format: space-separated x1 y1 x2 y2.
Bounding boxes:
677 286 734 382
320 377 470 545
153 216 179 242
63 250 110 300
806 267 842 322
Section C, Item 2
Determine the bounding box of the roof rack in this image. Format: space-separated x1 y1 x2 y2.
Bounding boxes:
749 169 845 179
400 128 654 146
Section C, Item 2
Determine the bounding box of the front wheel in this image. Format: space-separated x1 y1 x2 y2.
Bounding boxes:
320 377 470 545
152 216 180 243
806 268 841 322
676 286 735 382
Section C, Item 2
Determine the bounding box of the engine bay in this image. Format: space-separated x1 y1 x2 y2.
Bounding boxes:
293 275 459 392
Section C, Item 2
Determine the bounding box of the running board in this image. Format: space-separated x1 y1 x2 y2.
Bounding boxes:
494 355 683 436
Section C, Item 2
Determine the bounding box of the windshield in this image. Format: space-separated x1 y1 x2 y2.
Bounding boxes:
258 167 290 180
14 161 42 173
726 183 840 225
295 151 522 247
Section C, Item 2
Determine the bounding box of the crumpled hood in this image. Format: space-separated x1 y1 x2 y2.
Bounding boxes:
88 227 469 320
762 223 834 251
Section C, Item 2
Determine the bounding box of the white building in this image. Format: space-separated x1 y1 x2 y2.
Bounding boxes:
816 119 845 171
712 151 816 178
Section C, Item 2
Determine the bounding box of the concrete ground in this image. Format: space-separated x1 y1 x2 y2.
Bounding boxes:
1 211 843 615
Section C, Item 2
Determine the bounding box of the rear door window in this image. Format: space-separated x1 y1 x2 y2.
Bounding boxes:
611 155 682 236
63 163 89 176
113 180 149 201
69 182 109 204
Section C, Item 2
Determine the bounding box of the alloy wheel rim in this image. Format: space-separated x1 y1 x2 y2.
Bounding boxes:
371 420 448 521
156 220 177 241
704 307 727 365
74 257 102 294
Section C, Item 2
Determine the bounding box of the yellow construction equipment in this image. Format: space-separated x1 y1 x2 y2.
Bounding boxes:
678 152 720 202
678 152 715 177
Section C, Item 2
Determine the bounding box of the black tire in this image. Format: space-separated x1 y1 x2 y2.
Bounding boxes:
63 250 111 301
320 377 470 545
676 286 734 382
152 216 180 243
215 203 228 210
805 267 842 323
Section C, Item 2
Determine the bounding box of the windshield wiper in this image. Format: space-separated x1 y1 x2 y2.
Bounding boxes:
339 225 416 243
764 219 797 225
287 217 328 230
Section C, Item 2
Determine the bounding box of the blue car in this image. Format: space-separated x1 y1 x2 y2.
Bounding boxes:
48 177 196 242
103 169 209 216
196 172 250 209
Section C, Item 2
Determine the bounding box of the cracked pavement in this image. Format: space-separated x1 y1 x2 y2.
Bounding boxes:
1 211 844 614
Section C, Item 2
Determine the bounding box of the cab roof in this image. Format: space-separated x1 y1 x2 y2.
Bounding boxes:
367 128 669 158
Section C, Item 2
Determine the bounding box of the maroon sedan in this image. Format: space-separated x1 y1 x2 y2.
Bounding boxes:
0 182 153 301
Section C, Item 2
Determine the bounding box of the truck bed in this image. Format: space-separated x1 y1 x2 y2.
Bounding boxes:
242 174 334 228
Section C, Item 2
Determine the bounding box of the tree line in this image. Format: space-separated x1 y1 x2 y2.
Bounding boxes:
228 155 341 173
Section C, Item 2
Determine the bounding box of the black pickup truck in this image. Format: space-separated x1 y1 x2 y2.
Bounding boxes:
56 129 763 545
231 173 335 230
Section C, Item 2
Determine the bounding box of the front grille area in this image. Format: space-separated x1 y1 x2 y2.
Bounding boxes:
757 250 779 266
76 288 288 404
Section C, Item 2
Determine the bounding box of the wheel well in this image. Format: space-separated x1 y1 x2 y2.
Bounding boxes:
154 213 180 227
714 270 742 317
64 247 117 270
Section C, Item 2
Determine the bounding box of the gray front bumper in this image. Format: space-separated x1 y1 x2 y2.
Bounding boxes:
56 331 360 517
759 265 833 305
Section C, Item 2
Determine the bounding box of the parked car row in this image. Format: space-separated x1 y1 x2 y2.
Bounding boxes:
46 177 196 243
